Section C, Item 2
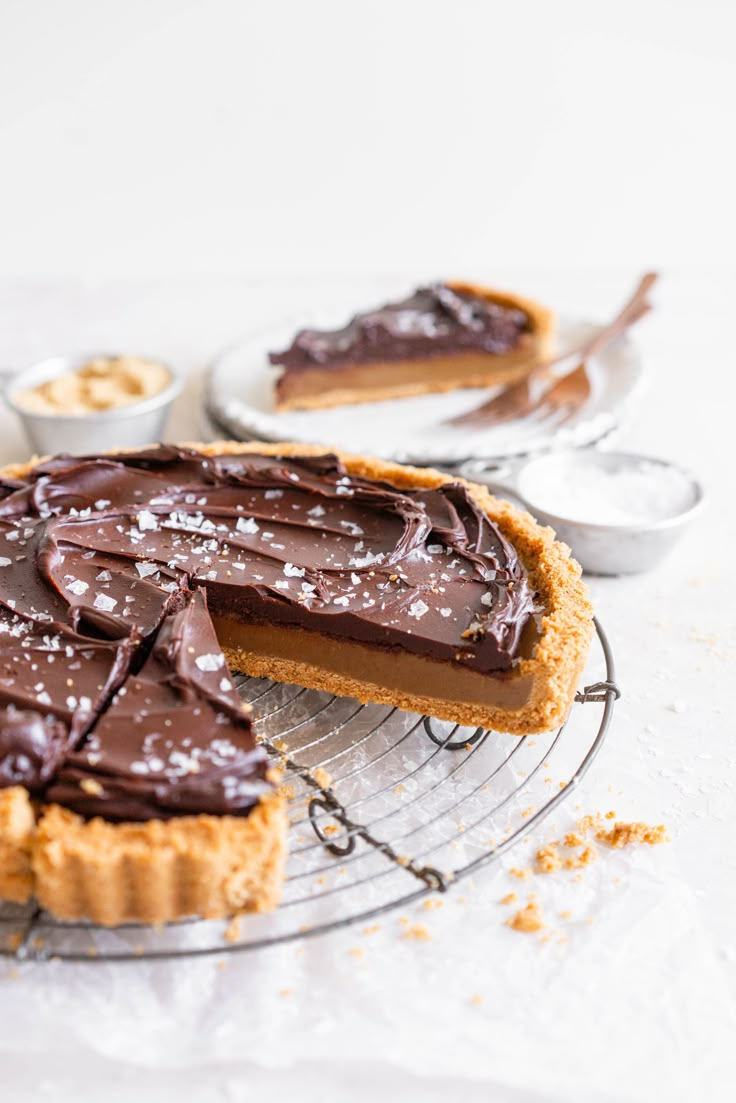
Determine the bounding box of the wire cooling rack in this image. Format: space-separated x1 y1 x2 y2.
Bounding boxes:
0 619 618 962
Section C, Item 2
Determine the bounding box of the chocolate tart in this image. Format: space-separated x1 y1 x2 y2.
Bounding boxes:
269 282 555 411
0 442 591 926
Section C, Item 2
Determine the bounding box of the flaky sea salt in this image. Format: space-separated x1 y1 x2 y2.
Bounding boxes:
93 593 117 612
136 510 159 531
135 562 160 578
195 653 225 672
520 455 696 526
236 517 259 535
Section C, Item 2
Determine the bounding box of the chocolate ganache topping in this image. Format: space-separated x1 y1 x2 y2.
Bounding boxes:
269 283 531 369
0 446 535 820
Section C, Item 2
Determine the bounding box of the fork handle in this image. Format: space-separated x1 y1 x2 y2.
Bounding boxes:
575 272 657 362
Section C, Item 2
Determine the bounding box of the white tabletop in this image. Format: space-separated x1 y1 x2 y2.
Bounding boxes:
0 274 733 1103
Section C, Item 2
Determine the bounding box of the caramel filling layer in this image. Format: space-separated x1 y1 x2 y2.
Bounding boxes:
215 616 536 712
276 347 538 407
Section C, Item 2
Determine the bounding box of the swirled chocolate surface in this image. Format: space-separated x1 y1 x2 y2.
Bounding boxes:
269 283 530 369
0 446 535 820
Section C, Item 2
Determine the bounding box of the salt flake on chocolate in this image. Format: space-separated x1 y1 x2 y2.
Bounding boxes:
195 653 225 672
93 593 117 612
236 517 259 535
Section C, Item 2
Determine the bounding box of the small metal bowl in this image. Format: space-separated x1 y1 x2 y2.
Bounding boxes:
4 353 183 456
460 449 705 576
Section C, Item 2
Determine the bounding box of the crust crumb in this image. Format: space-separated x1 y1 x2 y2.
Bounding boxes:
564 842 598 870
535 843 562 873
363 924 381 936
577 813 604 835
423 897 444 910
506 896 545 933
499 892 518 906
509 867 531 880
349 947 365 958
597 821 669 848
470 994 484 1006
401 923 432 942
311 767 332 789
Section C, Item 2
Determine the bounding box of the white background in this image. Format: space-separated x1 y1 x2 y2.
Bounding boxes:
0 0 734 280
1 4 735 1103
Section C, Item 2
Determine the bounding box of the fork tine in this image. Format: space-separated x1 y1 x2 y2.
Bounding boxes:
530 362 591 423
446 375 534 428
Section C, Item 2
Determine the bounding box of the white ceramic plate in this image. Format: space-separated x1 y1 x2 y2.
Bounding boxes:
204 317 645 465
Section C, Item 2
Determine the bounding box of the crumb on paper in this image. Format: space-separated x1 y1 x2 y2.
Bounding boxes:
506 896 545 934
564 843 598 870
499 892 518 906
509 867 531 880
401 923 432 942
363 924 381 936
577 813 604 835
279 988 292 998
423 897 444 910
322 823 340 837
597 821 669 848
535 843 562 873
349 947 365 959
470 994 484 1006
564 831 584 847
312 767 332 789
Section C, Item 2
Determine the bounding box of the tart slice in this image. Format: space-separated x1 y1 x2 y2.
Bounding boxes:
269 282 555 410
